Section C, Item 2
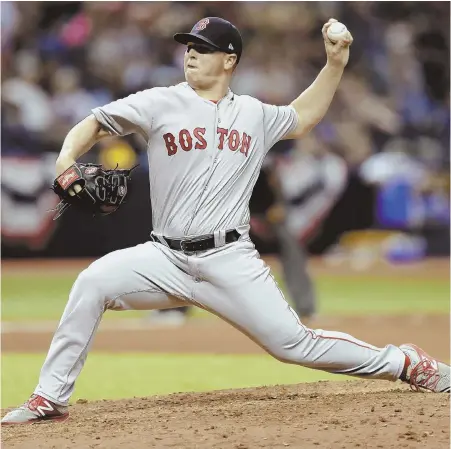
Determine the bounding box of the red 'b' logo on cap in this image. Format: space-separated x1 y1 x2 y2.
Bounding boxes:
195 18 209 31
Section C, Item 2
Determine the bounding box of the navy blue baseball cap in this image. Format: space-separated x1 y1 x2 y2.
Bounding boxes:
174 17 243 63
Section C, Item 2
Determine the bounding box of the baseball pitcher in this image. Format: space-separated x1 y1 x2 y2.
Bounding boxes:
3 17 449 425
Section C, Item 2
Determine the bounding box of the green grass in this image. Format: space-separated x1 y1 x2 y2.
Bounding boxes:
1 273 449 321
315 276 449 315
1 353 345 408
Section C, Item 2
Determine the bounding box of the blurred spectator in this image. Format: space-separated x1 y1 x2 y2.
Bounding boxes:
3 50 55 134
50 66 104 126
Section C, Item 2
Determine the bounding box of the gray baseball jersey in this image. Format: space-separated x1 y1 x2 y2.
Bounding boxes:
32 83 407 406
92 82 298 237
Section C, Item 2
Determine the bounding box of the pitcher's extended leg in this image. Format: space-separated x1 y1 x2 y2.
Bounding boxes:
34 242 192 405
195 240 404 381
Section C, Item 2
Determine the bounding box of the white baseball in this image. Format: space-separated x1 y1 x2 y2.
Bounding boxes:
327 22 348 43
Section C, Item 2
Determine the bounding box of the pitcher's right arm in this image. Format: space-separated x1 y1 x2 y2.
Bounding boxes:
56 88 160 176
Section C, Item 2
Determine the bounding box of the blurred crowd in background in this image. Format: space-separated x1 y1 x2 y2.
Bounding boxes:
1 1 450 257
2 1 449 166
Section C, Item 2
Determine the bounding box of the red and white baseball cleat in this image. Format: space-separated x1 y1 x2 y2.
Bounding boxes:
1 394 69 425
400 344 450 393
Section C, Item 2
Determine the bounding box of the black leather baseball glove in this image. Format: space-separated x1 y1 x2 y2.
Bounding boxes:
51 163 136 220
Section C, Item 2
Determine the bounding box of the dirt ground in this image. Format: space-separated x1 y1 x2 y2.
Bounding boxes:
2 315 450 449
2 258 450 448
1 381 449 449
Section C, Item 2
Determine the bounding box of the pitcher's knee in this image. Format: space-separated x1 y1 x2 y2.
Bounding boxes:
262 328 312 364
72 267 110 306
266 345 301 364
263 336 309 364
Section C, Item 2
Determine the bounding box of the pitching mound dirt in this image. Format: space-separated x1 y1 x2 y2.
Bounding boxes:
2 381 450 449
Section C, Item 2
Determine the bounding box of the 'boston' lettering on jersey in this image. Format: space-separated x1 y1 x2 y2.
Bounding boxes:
91 82 299 236
163 128 252 157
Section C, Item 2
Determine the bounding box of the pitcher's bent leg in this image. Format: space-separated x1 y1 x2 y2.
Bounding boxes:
34 243 191 405
195 240 405 382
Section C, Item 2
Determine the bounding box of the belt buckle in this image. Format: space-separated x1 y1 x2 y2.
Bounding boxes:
180 238 193 253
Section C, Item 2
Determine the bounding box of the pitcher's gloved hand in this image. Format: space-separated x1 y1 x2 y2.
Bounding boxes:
51 163 137 220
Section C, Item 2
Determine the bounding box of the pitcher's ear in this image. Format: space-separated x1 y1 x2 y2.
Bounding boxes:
225 54 237 71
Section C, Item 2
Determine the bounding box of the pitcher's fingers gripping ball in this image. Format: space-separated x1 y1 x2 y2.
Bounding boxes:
322 19 353 69
326 21 349 43
322 18 353 45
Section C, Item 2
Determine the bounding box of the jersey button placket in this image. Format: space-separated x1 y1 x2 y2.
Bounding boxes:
186 102 218 233
203 103 219 188
216 110 221 161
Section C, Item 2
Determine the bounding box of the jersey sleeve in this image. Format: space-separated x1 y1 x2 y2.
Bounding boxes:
91 90 156 141
261 103 299 152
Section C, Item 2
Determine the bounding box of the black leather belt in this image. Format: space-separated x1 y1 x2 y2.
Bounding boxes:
153 230 240 253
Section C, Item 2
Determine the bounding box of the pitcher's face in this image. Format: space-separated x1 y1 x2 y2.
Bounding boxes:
184 43 236 88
